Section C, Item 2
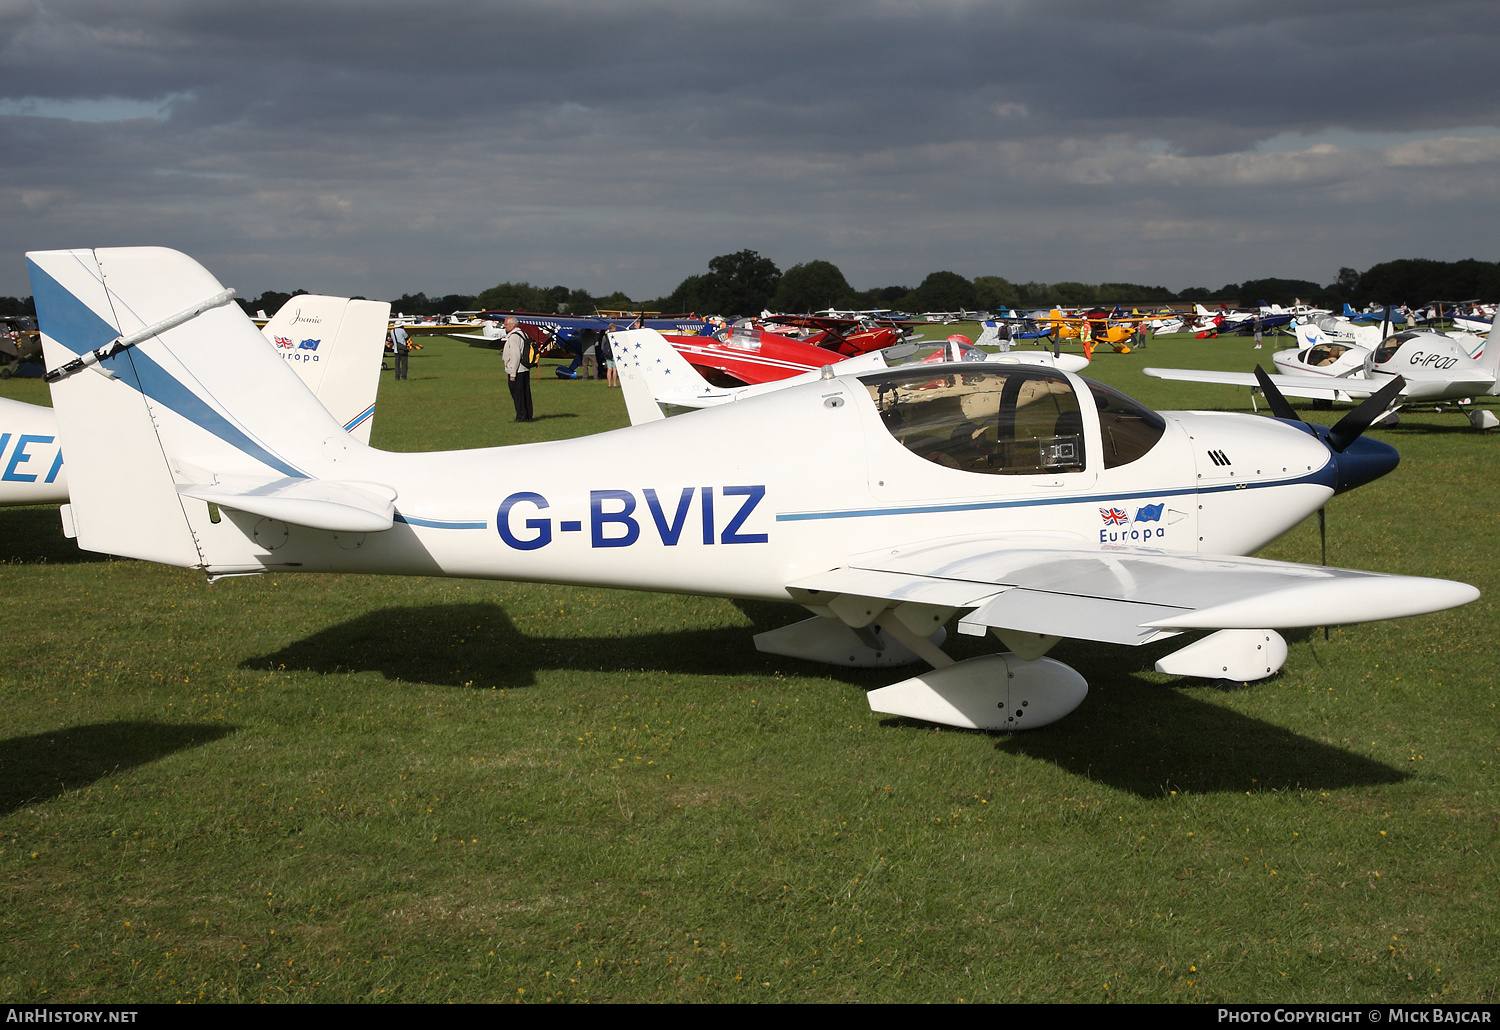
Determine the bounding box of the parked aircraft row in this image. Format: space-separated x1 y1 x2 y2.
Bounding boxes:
13 246 1479 734
1144 313 1500 430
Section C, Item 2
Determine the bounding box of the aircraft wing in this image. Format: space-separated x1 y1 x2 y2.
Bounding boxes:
1142 367 1387 400
787 540 1476 645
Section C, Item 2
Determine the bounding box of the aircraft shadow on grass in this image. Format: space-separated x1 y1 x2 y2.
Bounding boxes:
0 721 235 815
243 601 801 687
0 506 109 565
881 630 1407 797
246 601 1404 798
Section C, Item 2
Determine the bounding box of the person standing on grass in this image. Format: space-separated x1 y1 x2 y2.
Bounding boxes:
391 323 411 380
1253 314 1263 350
601 323 618 389
503 316 533 422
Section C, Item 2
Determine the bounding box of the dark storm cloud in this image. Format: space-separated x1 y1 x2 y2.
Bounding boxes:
1 0 1497 300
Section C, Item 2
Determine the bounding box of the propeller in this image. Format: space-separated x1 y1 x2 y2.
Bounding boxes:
1318 506 1329 639
1252 364 1300 421
1254 362 1406 453
1247 349 1406 636
1327 374 1406 453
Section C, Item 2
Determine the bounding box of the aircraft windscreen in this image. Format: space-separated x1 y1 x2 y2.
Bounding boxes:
725 325 761 351
865 367 1085 475
879 341 992 368
1084 378 1166 469
1373 331 1422 364
878 342 947 366
1305 343 1349 366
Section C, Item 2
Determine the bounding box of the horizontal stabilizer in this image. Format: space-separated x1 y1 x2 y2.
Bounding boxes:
178 476 397 533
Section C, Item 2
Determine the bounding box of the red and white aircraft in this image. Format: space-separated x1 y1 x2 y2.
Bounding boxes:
661 316 905 387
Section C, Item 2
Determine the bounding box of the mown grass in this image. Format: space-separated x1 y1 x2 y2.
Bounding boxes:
0 333 1495 1003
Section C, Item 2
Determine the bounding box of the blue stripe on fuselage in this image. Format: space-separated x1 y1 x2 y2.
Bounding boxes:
394 513 488 530
773 466 1335 523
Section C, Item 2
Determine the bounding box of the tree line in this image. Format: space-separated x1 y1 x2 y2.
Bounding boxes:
7 255 1493 325
453 254 1500 317
618 253 1500 316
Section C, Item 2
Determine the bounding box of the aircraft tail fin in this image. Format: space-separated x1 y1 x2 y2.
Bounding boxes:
975 321 1011 351
611 328 735 425
1479 305 1500 379
261 295 391 443
31 247 361 568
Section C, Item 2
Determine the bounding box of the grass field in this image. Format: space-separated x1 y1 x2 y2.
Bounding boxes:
1 331 1495 1003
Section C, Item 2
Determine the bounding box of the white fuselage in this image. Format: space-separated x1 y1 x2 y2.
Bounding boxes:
172 371 1338 595
0 395 68 504
1271 343 1371 398
1365 334 1499 401
1293 317 1385 350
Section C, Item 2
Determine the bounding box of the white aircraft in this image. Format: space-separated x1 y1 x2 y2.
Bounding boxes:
28 247 1480 731
1453 308 1495 335
973 322 1092 369
1291 312 1389 351
260 294 390 442
613 333 1089 424
1144 317 1500 430
0 292 389 507
1295 307 1488 358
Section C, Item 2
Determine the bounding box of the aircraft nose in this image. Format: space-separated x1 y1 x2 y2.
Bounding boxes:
1329 432 1399 494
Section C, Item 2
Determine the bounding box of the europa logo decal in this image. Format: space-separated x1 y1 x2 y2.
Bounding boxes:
279 338 322 363
1100 502 1168 543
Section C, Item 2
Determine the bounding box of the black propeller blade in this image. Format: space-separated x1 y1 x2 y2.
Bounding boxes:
1327 375 1406 453
1318 505 1330 639
1252 364 1301 421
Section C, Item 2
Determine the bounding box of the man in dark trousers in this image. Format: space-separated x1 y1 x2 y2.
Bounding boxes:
502 316 533 422
391 324 411 380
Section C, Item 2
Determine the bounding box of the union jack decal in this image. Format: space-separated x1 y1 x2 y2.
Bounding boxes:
1100 507 1129 525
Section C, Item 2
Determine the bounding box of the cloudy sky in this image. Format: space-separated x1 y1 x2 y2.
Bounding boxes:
2 0 1497 303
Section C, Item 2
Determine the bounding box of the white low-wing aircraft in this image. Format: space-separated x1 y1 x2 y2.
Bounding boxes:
29 248 1480 731
613 332 1088 425
1292 312 1389 350
0 292 389 507
1144 318 1500 430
